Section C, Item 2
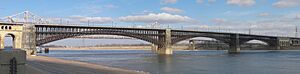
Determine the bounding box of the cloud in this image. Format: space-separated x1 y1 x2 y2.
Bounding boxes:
259 13 270 17
227 0 255 7
160 7 183 14
133 10 154 15
118 13 197 24
273 0 300 8
103 4 118 9
198 16 300 37
77 4 118 15
181 13 300 37
161 0 177 4
208 0 217 3
69 15 113 24
196 0 203 4
211 18 226 24
296 14 300 19
196 0 216 4
191 21 297 37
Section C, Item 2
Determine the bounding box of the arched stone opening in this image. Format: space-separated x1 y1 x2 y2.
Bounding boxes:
3 33 16 49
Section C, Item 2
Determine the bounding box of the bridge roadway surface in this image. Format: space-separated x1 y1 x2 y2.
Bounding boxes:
26 56 149 74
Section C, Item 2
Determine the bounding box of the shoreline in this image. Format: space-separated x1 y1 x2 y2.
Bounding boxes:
27 56 149 74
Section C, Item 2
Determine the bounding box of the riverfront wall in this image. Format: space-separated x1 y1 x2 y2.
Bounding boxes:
0 49 26 74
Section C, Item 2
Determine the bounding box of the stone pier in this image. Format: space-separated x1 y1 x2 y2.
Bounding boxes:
228 34 240 54
0 24 36 55
189 40 196 50
157 29 173 55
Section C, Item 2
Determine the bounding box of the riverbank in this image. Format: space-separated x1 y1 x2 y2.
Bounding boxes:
27 56 149 74
26 64 47 74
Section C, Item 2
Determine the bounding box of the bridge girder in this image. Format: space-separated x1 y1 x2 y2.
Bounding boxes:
35 25 165 46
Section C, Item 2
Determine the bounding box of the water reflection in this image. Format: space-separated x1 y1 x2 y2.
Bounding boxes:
157 55 172 74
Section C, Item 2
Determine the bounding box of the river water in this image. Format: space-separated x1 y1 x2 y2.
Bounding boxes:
39 50 300 74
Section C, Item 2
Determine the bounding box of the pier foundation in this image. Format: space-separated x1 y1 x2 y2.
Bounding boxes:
228 34 240 54
157 29 173 55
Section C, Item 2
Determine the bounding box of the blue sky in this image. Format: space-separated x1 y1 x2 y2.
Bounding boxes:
1 0 300 36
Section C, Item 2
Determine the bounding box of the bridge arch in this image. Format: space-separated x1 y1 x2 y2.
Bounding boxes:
239 38 272 46
242 39 268 45
172 35 230 45
37 32 159 46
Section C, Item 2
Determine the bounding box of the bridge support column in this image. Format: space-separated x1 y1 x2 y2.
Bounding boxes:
269 42 281 50
228 34 240 54
151 44 158 52
22 24 37 55
270 38 291 50
189 40 196 50
157 29 172 55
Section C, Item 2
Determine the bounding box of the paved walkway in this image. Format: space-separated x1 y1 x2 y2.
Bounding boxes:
27 56 149 74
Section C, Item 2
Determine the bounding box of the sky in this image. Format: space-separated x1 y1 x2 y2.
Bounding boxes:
1 0 300 37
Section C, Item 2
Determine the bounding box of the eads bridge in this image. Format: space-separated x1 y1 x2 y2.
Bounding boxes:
1 23 300 55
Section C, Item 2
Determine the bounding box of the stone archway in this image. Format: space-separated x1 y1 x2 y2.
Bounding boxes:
3 34 15 48
1 33 22 49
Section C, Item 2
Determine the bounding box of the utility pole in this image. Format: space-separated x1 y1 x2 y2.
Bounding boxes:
87 20 90 26
60 18 63 24
296 25 298 37
249 24 252 35
218 26 221 32
111 21 114 27
181 26 183 30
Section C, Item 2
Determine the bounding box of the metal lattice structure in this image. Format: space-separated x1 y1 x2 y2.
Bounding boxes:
0 11 50 24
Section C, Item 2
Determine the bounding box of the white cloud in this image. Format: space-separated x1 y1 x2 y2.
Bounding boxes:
208 18 299 37
273 0 300 8
208 0 216 3
259 13 270 17
160 7 183 14
196 0 216 4
103 4 118 9
211 18 226 23
77 4 118 15
69 15 113 24
227 0 255 7
296 14 300 19
161 0 177 4
133 10 154 15
181 13 300 37
118 13 197 24
196 0 203 4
